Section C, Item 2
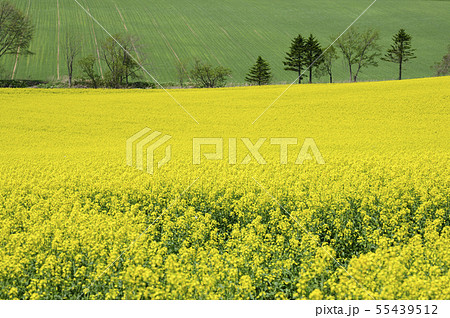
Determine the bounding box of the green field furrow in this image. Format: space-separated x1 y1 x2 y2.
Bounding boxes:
3 0 450 83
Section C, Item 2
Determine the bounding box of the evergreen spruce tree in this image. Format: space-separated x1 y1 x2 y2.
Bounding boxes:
382 29 416 80
245 56 272 85
283 34 306 83
304 34 323 83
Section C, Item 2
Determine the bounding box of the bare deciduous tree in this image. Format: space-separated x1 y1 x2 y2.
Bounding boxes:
101 34 141 88
190 59 231 88
315 46 338 83
433 45 450 77
64 32 81 87
175 58 190 87
78 55 99 88
335 27 380 82
0 1 33 59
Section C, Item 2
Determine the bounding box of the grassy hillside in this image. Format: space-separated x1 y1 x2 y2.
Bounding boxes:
2 0 450 83
0 77 449 299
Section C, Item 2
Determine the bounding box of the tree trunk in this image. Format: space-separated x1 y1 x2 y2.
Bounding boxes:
329 73 333 84
349 64 353 83
68 62 73 87
298 69 302 84
309 66 312 84
398 58 403 80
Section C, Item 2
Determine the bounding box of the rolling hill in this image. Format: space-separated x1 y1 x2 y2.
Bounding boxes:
2 0 450 83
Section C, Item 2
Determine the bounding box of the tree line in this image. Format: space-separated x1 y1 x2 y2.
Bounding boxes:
250 28 417 86
0 1 449 89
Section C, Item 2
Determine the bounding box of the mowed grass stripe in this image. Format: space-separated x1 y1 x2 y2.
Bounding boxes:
4 0 450 82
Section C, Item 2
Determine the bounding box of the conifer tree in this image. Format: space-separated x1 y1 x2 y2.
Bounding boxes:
245 56 272 85
304 34 322 83
283 34 306 83
382 29 416 80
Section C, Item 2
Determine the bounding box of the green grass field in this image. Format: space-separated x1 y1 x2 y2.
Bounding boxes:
2 0 450 83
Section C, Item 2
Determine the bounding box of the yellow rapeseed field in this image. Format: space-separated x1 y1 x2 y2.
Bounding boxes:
0 77 449 299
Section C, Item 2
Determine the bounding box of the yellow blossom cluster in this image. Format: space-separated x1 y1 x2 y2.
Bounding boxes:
0 77 449 299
